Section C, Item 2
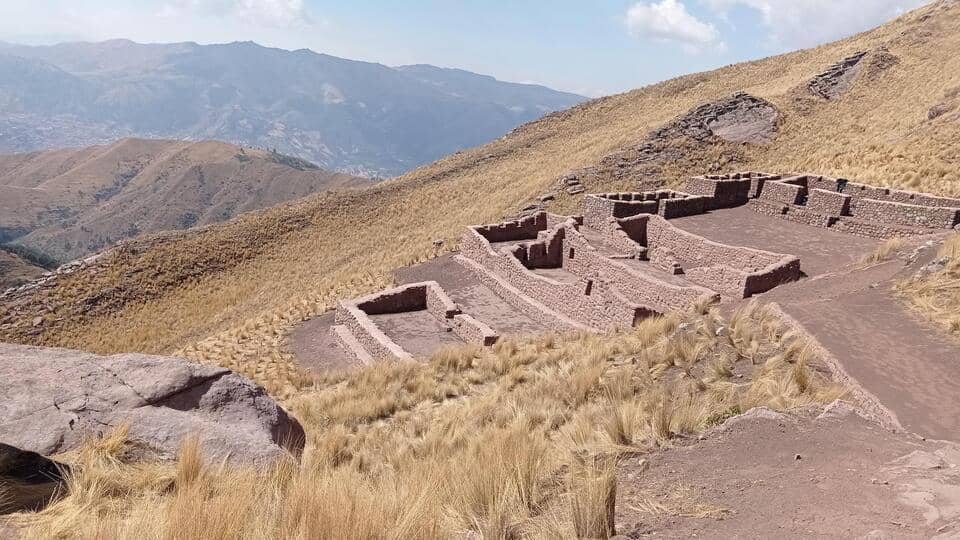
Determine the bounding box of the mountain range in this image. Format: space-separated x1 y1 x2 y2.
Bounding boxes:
0 39 586 176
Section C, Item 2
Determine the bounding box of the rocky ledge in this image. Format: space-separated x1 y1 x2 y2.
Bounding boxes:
0 344 305 466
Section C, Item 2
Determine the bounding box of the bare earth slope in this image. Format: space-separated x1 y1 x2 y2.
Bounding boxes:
1 1 959 393
0 138 369 262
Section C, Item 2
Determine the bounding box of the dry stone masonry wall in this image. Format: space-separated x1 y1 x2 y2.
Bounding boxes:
332 281 498 363
324 170 958 365
729 173 960 238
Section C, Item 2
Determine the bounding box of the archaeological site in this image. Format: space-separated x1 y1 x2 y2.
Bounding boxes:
308 172 960 366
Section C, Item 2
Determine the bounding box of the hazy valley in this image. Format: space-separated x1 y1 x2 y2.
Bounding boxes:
0 39 586 176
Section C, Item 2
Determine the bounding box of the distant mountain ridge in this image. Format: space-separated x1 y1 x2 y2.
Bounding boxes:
0 40 586 176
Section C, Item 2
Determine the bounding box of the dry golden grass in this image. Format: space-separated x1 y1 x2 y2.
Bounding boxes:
2 2 960 401
897 234 960 334
860 238 905 265
8 305 843 539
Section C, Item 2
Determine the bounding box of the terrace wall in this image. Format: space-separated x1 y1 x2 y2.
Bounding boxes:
803 176 960 208
683 176 754 210
806 188 851 216
335 281 499 363
460 217 650 330
636 214 800 298
852 198 960 229
561 224 717 311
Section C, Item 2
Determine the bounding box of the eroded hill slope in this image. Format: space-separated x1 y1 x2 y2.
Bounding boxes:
2 0 960 396
0 138 369 262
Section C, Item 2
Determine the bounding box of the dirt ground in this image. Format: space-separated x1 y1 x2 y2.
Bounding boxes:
615 405 960 539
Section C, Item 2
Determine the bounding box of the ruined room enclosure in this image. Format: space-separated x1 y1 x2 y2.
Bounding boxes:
295 171 959 368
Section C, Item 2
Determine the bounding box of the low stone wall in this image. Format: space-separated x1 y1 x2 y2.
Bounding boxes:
472 212 547 243
334 281 499 363
460 218 649 330
659 195 708 219
747 173 960 237
643 214 800 298
806 188 851 216
335 301 412 362
562 224 717 311
683 176 755 210
454 255 589 331
747 199 921 239
852 198 960 229
803 175 960 208
758 180 806 205
748 200 836 228
582 191 708 224
331 325 374 365
829 216 927 239
582 193 657 225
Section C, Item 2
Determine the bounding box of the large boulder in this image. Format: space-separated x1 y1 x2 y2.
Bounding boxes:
0 442 69 514
0 344 304 465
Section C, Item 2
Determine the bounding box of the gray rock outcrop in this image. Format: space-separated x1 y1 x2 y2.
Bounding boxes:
650 91 780 144
0 344 305 465
808 51 868 100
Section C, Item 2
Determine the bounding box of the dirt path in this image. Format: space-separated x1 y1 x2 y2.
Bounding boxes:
768 265 960 442
616 406 960 539
288 312 357 373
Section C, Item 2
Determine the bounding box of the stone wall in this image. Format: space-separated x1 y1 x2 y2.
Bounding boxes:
852 198 960 229
460 217 649 330
454 255 589 331
748 199 924 239
758 180 806 205
335 301 412 362
582 192 708 224
806 188 851 216
643 214 800 298
659 194 708 219
803 175 960 208
581 193 657 226
334 281 499 363
684 176 755 210
749 174 960 237
472 212 548 243
562 224 717 311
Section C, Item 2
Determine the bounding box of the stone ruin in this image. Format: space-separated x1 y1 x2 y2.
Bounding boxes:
327 171 960 365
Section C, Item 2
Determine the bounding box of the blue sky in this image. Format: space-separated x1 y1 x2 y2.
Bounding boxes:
0 0 932 96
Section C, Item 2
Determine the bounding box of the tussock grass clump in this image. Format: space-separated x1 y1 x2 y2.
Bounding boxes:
897 234 960 334
860 238 904 265
14 305 844 539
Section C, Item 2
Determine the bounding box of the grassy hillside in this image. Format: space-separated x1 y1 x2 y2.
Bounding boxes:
0 139 369 261
0 247 45 290
2 0 960 398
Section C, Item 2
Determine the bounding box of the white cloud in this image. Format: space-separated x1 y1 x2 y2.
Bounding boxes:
626 0 722 52
161 0 312 28
703 0 933 49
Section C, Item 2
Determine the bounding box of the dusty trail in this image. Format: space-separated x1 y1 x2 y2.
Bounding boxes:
672 208 960 442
